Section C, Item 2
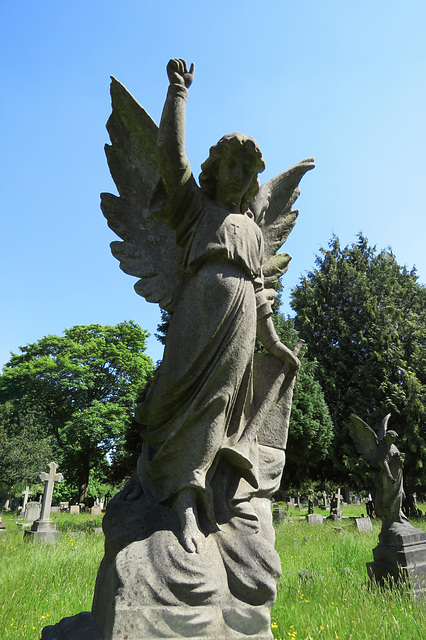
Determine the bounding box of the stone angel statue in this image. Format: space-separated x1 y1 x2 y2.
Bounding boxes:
102 58 313 554
91 58 314 639
349 413 407 523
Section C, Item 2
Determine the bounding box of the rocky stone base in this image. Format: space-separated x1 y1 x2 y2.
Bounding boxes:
24 519 61 543
367 520 426 599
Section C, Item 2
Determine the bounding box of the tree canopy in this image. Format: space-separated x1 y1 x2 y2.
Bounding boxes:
291 233 426 490
0 321 153 502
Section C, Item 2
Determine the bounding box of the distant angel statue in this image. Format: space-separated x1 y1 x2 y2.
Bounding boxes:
101 59 314 558
349 413 406 523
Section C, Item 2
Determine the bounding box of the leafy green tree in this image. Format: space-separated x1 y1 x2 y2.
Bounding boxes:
0 400 57 493
0 322 153 502
291 234 426 490
271 315 334 490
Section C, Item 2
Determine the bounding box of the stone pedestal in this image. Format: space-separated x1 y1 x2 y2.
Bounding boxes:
24 519 61 543
367 520 426 599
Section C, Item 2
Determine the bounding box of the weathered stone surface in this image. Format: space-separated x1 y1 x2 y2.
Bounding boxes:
41 58 314 639
355 516 373 533
367 521 426 598
23 501 41 522
306 513 324 525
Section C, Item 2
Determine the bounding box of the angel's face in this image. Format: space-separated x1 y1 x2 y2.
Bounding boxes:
215 148 258 212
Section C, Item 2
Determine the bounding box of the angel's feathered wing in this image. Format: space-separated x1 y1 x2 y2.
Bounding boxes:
349 414 380 468
250 158 315 301
377 413 391 443
101 77 186 312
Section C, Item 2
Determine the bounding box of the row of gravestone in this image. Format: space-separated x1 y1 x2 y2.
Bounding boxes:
17 501 103 522
272 503 374 532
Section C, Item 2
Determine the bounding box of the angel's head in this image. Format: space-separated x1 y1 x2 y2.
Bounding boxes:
383 429 398 444
199 133 265 213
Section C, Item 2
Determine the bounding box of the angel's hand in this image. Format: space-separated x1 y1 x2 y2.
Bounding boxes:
120 474 143 501
167 58 195 89
268 341 301 372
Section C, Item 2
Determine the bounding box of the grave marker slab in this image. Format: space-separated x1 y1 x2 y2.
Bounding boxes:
355 517 373 533
306 514 324 525
23 501 41 522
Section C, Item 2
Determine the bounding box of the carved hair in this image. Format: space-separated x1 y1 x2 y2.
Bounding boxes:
199 133 265 212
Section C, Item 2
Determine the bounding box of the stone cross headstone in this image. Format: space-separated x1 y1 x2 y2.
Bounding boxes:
24 462 63 543
21 486 30 512
38 462 63 522
335 488 342 509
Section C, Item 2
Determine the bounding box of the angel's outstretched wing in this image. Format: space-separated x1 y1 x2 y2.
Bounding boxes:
349 414 379 468
101 77 186 312
377 413 391 443
250 158 315 301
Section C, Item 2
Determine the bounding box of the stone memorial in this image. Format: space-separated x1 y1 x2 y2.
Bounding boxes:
90 505 102 515
41 58 314 640
328 488 343 520
0 516 6 533
349 413 426 598
355 516 373 533
272 503 287 524
25 462 63 543
23 501 41 522
306 513 324 525
70 505 80 514
21 486 30 512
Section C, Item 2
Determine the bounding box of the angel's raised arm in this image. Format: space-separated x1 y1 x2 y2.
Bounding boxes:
157 58 195 195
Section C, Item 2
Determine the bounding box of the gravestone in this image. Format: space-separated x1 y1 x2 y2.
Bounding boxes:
25 462 63 543
60 501 69 510
23 501 41 522
306 514 324 525
0 516 6 533
91 505 102 516
329 488 343 520
50 506 60 514
355 517 373 533
367 523 426 599
272 503 286 524
21 486 30 512
70 505 80 514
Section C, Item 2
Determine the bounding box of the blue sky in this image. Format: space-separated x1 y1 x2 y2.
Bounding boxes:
1 1 425 368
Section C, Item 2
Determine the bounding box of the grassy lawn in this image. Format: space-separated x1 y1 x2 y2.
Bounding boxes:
0 507 425 639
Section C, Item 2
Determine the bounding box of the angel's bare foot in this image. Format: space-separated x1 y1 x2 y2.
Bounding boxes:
173 487 205 554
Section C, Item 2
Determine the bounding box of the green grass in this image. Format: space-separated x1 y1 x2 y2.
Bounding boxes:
0 512 104 640
1 508 426 639
271 514 426 640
